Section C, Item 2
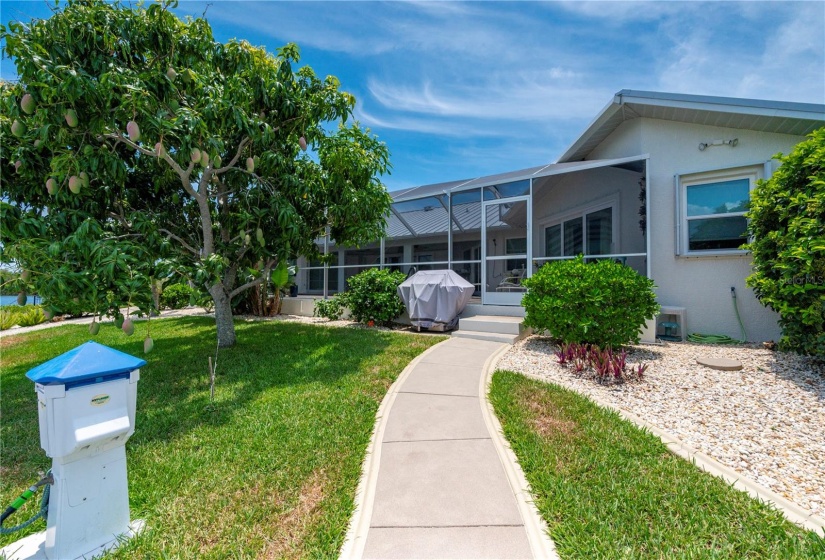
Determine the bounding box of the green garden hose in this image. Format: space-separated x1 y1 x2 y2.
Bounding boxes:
0 472 52 535
687 332 741 344
687 287 748 344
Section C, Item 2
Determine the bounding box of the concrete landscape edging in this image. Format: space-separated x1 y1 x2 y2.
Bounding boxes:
514 370 825 538
483 346 560 559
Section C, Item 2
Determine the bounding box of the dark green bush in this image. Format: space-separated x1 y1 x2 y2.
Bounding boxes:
746 129 825 355
160 283 198 310
522 256 659 347
314 297 345 321
313 268 406 325
343 268 407 325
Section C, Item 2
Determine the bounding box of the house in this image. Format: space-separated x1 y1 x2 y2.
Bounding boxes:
293 90 824 342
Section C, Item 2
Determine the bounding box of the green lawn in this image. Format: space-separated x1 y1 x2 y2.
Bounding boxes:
490 370 825 559
0 318 443 558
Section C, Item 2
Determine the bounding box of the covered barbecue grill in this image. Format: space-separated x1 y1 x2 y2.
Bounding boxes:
397 270 475 331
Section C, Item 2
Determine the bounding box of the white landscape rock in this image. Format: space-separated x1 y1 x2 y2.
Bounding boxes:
498 336 825 517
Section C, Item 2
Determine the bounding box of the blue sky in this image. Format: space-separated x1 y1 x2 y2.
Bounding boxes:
2 1 823 192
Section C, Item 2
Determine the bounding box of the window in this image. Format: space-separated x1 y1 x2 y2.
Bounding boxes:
483 180 530 200
679 168 757 255
308 268 323 291
505 237 527 271
545 224 561 257
308 254 339 292
586 207 612 255
544 206 613 258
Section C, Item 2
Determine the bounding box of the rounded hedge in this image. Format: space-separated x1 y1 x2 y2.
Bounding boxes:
160 283 197 310
343 268 407 325
746 128 825 355
314 268 407 325
522 256 659 348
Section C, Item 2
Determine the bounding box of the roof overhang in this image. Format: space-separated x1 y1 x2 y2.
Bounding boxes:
558 89 825 163
390 154 647 202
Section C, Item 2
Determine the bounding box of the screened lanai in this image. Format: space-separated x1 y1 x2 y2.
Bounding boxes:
296 154 650 306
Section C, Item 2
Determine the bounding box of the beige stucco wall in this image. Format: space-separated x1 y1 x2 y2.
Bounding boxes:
591 118 805 342
588 118 643 161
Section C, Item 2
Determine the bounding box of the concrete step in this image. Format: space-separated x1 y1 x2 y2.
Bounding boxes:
461 304 525 318
459 315 525 336
451 330 520 344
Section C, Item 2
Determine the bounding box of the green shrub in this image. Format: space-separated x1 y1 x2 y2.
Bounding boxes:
314 297 345 321
746 129 825 355
0 309 17 330
313 268 406 325
0 305 48 329
17 306 46 327
160 283 198 310
342 268 407 325
522 257 659 347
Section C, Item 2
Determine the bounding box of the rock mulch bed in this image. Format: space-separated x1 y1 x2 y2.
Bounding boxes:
498 336 825 517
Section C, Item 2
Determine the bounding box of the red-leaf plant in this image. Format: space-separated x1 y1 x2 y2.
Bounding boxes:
554 342 645 385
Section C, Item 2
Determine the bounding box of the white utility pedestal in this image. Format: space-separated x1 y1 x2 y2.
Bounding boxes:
8 341 147 560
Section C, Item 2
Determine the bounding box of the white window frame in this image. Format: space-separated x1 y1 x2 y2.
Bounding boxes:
538 195 619 258
676 166 761 257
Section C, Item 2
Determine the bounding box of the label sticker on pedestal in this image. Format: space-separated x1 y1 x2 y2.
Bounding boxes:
90 394 110 406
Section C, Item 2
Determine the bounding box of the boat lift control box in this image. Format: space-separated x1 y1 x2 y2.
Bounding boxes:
25 341 145 560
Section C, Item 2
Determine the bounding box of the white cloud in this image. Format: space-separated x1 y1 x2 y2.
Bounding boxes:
554 0 691 22
171 0 822 190
201 2 398 56
353 103 500 137
655 2 824 103
366 73 607 122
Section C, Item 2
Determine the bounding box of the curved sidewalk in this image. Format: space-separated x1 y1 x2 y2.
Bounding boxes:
341 338 557 559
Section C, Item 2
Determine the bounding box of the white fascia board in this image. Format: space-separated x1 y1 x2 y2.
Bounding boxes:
556 96 624 163
557 90 825 164
534 154 650 178
617 90 825 120
446 154 649 197
621 94 824 121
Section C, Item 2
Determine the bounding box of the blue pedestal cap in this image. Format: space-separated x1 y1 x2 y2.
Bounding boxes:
26 341 147 386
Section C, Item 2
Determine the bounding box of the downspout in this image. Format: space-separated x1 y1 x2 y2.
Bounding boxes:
323 227 329 299
445 191 453 268
645 158 652 280
528 178 533 279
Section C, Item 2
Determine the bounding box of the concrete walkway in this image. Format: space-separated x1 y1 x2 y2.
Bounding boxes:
341 338 557 559
0 306 211 337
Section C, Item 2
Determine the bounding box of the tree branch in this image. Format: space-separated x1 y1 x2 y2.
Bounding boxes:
196 171 215 255
229 258 276 299
102 131 200 200
159 147 188 180
159 228 200 255
214 137 251 174
102 132 156 158
109 233 144 240
233 243 249 263
108 210 130 229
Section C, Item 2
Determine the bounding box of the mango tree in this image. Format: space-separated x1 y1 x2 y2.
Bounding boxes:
1 0 391 347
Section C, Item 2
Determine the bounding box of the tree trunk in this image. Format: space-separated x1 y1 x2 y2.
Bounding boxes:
271 290 282 315
210 284 236 348
251 284 263 316
150 280 161 316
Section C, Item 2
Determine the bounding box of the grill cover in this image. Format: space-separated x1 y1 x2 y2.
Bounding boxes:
397 270 475 331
